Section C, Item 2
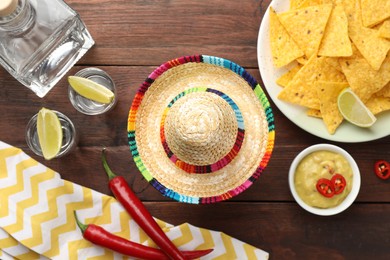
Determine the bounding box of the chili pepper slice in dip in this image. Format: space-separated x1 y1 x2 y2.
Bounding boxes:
74 211 213 260
374 160 390 180
331 174 347 194
316 178 335 198
102 149 213 260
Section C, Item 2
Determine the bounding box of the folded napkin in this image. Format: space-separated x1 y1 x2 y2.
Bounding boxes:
0 141 269 259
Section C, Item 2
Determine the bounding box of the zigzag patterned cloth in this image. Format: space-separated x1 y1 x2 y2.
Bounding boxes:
0 141 269 259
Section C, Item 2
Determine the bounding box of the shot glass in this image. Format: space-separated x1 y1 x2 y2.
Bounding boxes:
25 110 78 159
68 67 117 115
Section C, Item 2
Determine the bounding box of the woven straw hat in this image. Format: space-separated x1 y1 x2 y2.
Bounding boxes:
128 55 275 204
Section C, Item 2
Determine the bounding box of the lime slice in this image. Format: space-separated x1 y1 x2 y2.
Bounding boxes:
68 76 114 104
37 108 63 160
337 88 377 127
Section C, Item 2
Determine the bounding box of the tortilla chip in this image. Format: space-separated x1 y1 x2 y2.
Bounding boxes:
379 20 390 39
297 0 322 9
276 65 302 87
339 54 390 102
315 56 347 82
269 7 304 68
365 95 390 115
320 0 334 4
327 44 361 71
296 56 309 65
289 0 307 10
278 55 320 109
346 0 390 70
318 4 352 57
323 57 342 72
339 0 356 21
361 0 390 27
315 81 348 134
278 55 346 110
278 4 332 58
376 81 390 98
350 27 390 71
307 109 322 118
348 43 364 59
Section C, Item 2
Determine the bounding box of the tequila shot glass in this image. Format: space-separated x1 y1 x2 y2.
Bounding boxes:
68 67 117 115
25 110 78 159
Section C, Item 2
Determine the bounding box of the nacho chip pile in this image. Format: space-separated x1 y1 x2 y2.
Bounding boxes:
269 0 390 135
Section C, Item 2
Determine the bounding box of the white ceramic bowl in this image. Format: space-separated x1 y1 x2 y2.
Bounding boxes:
289 144 361 216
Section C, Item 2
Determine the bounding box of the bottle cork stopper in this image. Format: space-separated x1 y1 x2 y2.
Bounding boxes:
0 0 18 16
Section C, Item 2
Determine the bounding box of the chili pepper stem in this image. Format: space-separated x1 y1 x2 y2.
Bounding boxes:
102 148 117 180
74 211 88 234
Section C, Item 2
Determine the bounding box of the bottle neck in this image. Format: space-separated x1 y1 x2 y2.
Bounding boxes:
0 0 35 32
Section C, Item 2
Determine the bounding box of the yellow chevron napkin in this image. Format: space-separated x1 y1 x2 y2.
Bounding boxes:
0 141 269 259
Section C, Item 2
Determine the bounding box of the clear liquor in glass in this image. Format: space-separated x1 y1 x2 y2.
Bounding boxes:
0 0 94 97
25 110 78 158
68 67 117 115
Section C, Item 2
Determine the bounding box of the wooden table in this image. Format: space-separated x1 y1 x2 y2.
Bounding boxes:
1 0 389 259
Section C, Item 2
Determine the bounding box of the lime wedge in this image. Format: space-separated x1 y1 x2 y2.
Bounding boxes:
68 76 114 104
37 108 63 160
337 88 377 127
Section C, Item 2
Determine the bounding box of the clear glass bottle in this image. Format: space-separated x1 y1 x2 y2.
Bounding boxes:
0 0 94 97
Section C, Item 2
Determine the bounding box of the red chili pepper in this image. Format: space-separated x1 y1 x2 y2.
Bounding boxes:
74 211 213 260
102 149 210 260
331 174 346 194
316 178 334 198
374 160 390 180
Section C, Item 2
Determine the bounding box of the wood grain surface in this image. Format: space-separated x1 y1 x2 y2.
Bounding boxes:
0 0 389 259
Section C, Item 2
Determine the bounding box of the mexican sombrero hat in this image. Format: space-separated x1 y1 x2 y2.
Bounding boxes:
127 55 275 204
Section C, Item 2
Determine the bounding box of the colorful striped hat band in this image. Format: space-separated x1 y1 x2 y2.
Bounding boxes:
128 55 275 204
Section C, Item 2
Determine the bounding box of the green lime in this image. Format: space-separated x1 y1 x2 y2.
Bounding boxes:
337 88 376 128
37 108 63 160
68 76 114 104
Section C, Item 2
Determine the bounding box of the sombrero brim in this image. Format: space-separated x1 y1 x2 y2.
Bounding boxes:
127 55 275 204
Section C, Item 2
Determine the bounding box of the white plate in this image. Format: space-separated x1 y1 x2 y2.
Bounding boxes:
257 0 390 143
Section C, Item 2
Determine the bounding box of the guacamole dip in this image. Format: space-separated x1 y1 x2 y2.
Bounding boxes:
294 150 353 209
